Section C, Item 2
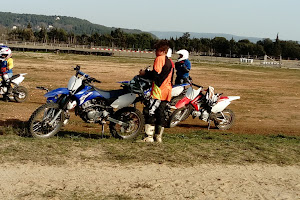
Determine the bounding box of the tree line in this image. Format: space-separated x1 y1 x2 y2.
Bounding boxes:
3 24 300 60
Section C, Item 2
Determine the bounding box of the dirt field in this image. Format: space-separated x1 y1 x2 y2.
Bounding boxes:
0 52 299 199
2 52 299 135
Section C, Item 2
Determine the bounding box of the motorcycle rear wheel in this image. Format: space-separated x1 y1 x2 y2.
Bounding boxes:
28 103 64 138
213 108 235 130
109 107 144 140
14 86 28 103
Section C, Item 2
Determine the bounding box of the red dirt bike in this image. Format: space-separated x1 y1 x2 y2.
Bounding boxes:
168 83 240 130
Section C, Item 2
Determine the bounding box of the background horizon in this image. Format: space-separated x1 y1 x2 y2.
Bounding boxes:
1 0 299 41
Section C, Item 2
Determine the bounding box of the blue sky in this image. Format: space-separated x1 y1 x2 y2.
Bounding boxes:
2 0 299 41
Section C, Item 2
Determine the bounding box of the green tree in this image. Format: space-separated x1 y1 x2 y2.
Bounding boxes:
212 37 230 55
35 26 48 43
229 38 238 56
280 41 300 59
176 32 190 50
237 39 255 56
257 38 273 56
273 34 281 57
23 23 35 41
200 38 212 53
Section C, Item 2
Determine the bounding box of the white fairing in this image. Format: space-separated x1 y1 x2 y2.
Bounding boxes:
185 87 202 100
211 96 240 113
171 86 184 97
11 73 27 85
111 93 136 109
68 76 82 92
67 100 77 110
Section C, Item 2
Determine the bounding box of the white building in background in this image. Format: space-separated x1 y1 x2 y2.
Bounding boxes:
240 58 253 64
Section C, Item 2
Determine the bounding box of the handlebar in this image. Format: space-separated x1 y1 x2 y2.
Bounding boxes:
192 83 203 88
36 86 49 92
74 65 101 83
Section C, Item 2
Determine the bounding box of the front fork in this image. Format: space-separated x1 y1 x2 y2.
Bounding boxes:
207 111 226 130
49 109 63 126
48 95 71 126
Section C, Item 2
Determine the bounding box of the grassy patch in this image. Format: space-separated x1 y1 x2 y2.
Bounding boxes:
0 125 299 166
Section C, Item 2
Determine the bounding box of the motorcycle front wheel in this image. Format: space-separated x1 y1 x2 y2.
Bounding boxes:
28 103 64 138
109 107 145 140
213 109 235 130
168 106 192 128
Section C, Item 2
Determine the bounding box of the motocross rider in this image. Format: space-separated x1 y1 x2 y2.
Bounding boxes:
0 46 14 99
175 49 191 84
139 40 174 142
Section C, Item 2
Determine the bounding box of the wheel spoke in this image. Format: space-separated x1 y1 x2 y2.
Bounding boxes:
29 103 63 138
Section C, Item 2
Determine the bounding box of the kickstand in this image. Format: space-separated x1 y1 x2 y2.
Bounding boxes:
207 120 211 130
101 124 105 138
100 121 106 138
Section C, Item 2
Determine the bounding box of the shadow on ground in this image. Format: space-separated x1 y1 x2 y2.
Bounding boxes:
0 119 111 139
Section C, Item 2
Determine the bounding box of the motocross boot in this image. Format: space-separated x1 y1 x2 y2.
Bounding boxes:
142 124 155 142
2 82 11 102
154 125 164 143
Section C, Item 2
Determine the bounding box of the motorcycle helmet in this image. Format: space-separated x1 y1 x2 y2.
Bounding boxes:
0 47 12 59
167 48 172 58
176 49 189 62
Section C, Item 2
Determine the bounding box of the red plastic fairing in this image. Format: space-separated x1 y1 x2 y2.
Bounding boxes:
218 96 229 102
220 96 229 100
190 95 202 111
175 97 191 108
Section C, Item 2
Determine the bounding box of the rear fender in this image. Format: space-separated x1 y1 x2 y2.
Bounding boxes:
211 96 240 113
111 93 136 109
171 86 184 97
211 100 231 113
11 76 25 85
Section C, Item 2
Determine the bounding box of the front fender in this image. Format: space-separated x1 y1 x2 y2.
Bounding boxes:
44 88 69 98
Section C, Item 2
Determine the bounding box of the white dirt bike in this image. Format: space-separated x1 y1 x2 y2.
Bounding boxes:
168 83 240 130
0 73 28 102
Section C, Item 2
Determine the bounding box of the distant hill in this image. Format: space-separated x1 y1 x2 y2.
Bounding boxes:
0 12 273 43
0 12 149 36
150 31 267 43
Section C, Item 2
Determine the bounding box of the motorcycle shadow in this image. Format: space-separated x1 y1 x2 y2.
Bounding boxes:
0 119 27 136
0 119 26 128
0 119 111 139
175 123 217 129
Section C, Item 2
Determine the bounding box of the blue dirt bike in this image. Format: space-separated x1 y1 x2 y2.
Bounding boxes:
28 65 144 139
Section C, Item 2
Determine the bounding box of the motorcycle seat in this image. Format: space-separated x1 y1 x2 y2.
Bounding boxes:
94 88 128 100
11 74 20 80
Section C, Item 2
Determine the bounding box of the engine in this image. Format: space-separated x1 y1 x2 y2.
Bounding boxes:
77 99 109 123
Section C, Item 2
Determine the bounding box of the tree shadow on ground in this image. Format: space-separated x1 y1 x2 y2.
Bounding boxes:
56 130 111 139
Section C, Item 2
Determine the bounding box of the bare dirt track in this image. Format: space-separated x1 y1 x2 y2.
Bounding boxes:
1 163 299 199
0 52 300 199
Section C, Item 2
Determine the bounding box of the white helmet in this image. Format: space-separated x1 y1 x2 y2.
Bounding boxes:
0 47 12 58
176 49 189 62
167 48 172 58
